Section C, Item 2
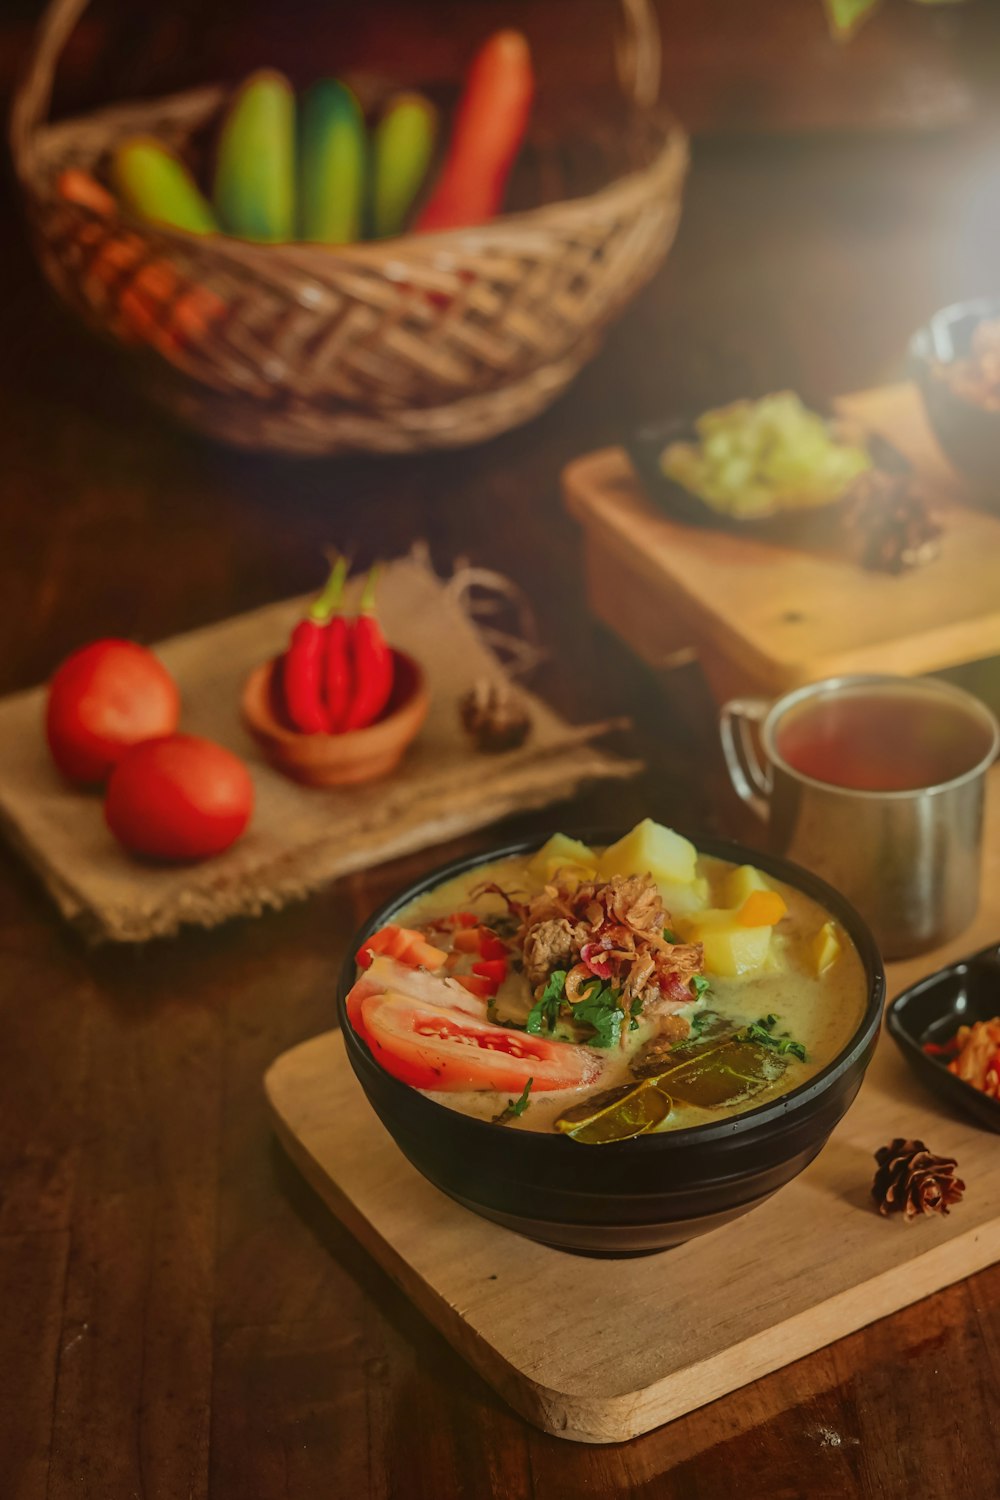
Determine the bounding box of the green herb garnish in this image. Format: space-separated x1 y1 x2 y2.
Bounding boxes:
690 974 711 1001
736 1014 807 1062
526 970 566 1036
629 996 643 1032
510 1077 533 1115
572 979 627 1049
492 1077 534 1124
663 928 679 944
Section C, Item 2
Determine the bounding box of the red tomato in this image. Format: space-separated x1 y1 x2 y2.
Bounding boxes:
454 974 494 1001
104 734 253 861
478 932 508 961
451 927 483 954
356 925 448 972
360 992 600 1093
46 639 180 784
472 958 507 987
346 976 384 1047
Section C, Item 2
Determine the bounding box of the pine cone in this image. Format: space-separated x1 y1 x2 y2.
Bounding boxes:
871 1138 965 1222
847 470 942 574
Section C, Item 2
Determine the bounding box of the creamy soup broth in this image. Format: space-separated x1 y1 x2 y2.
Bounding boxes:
387 847 867 1134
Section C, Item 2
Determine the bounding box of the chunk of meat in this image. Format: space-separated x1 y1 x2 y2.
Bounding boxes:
521 917 588 986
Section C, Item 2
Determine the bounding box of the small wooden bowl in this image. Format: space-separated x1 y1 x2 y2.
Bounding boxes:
242 649 429 787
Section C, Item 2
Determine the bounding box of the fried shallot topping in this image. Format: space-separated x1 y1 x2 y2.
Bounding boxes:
516 872 705 1013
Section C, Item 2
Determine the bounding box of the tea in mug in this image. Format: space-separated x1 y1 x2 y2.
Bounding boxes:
775 683 996 793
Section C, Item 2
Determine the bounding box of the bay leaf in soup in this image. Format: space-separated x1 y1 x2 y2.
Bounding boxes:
555 1079 672 1143
665 1040 787 1109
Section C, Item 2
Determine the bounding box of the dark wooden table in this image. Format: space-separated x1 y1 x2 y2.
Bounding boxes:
5 8 1000 1494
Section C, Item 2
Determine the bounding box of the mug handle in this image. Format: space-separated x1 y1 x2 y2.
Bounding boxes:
720 697 772 821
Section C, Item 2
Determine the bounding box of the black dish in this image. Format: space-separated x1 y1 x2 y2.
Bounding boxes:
887 941 1000 1134
626 410 907 545
909 297 1000 494
337 833 886 1255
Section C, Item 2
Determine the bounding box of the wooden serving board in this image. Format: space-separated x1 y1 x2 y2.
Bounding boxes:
265 781 1000 1445
561 382 1000 702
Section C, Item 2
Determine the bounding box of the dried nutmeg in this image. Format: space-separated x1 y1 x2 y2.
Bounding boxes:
459 678 532 753
871 1138 965 1222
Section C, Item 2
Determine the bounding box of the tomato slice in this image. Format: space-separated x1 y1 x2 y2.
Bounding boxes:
360 991 601 1094
365 955 487 1017
345 976 384 1047
356 925 448 972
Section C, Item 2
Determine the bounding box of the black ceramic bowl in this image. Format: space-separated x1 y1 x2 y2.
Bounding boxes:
909 297 1000 493
887 941 1000 1134
337 833 885 1255
627 411 907 546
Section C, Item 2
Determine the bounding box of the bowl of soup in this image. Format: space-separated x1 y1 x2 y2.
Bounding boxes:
337 820 884 1253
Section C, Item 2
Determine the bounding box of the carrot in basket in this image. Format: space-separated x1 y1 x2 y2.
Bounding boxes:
58 168 116 217
416 29 534 233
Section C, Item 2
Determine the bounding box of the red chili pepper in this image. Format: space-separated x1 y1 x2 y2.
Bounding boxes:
281 557 347 734
324 560 353 733
923 1037 961 1058
342 567 394 731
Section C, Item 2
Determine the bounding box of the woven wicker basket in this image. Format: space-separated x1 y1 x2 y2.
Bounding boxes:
11 0 688 456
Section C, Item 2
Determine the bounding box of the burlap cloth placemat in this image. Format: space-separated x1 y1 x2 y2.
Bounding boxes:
0 551 640 942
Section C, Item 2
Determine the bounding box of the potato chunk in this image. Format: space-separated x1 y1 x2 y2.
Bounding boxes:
678 908 773 977
811 921 841 976
598 819 697 886
724 864 771 908
660 876 710 918
528 833 596 886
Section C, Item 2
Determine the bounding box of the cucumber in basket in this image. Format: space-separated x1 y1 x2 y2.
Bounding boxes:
214 69 296 243
112 138 218 236
297 80 366 245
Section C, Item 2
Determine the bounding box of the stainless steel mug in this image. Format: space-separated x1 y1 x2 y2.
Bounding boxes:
720 674 999 959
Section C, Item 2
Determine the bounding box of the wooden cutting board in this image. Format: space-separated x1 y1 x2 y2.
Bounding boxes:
265 774 1000 1445
561 382 1000 702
